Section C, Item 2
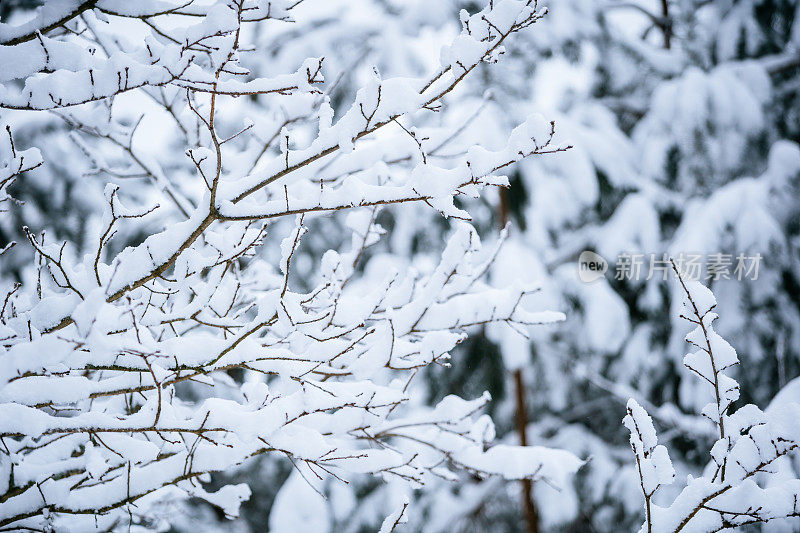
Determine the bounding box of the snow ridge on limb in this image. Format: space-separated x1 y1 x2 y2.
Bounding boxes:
624 398 676 532
624 265 800 532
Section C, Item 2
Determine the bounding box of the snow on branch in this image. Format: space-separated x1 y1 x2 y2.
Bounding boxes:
0 122 42 210
0 1 579 530
624 266 800 532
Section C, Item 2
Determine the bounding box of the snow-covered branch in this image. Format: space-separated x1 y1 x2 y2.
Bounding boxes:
624 268 800 532
0 1 579 530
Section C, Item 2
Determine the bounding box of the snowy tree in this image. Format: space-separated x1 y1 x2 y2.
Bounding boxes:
392 0 800 530
0 1 584 531
625 265 800 532
3 0 799 531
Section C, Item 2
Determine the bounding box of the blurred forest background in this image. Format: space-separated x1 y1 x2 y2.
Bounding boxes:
2 0 799 531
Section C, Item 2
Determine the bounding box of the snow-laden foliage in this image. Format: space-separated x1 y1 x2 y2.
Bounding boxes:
0 1 583 530
626 268 800 532
390 0 800 529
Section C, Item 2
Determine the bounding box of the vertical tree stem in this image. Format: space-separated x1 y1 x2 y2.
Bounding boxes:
498 187 540 533
660 0 672 49
514 368 540 533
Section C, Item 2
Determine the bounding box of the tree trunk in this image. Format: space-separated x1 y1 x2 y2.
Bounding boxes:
498 188 540 533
